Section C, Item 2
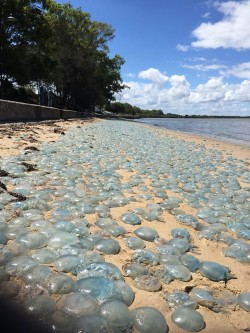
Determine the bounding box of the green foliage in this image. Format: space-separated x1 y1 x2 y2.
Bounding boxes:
105 102 164 117
0 0 125 110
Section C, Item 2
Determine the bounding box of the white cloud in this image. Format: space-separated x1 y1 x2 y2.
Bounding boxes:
224 80 250 101
221 62 250 79
138 68 169 85
116 68 250 116
176 44 190 52
202 12 211 19
125 73 136 78
191 0 250 50
182 63 227 71
189 77 227 103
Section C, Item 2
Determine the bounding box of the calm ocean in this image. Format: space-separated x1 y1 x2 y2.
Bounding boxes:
134 118 250 147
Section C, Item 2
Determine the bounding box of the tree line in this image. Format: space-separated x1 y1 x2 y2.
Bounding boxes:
105 102 166 117
0 0 125 111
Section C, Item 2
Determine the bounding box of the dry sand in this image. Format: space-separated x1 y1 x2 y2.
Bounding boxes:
0 118 249 332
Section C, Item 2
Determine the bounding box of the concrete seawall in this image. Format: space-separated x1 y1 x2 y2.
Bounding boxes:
0 99 83 122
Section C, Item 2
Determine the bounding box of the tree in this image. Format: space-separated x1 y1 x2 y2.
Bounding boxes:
0 0 126 110
0 0 51 98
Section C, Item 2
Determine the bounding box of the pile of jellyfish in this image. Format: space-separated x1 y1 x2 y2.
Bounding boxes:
0 120 249 332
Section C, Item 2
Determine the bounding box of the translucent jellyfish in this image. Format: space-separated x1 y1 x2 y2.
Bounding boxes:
165 291 197 309
190 288 216 309
171 228 191 240
54 254 81 273
132 249 159 265
47 272 75 294
30 248 56 264
71 315 110 333
134 227 159 242
23 295 56 316
155 264 192 284
181 254 200 272
22 264 52 285
155 245 180 256
108 225 126 237
78 251 104 266
131 307 168 333
216 232 235 245
142 210 162 222
5 255 38 276
99 300 133 333
238 292 250 312
134 274 162 292
237 228 250 240
57 292 99 317
199 261 236 282
77 262 124 281
95 238 120 254
123 262 149 279
176 214 200 229
125 237 145 250
171 306 205 332
54 220 75 232
161 199 181 210
159 253 181 265
223 239 250 263
114 280 135 306
212 290 238 309
47 231 78 249
198 228 218 241
78 238 94 250
95 217 117 229
76 276 124 303
168 238 191 254
15 232 48 249
121 212 141 225
29 220 52 231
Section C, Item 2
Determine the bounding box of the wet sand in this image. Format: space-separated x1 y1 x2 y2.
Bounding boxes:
0 118 249 332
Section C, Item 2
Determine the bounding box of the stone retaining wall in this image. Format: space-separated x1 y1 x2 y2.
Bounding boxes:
0 99 82 122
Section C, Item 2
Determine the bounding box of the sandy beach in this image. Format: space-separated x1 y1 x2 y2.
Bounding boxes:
0 118 249 332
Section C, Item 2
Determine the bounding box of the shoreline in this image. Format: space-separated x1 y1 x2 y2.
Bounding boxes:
0 117 249 160
0 118 249 332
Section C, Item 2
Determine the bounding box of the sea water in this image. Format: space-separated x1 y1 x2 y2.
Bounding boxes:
134 118 250 147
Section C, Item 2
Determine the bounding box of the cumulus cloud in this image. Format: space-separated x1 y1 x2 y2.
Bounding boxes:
191 0 250 50
224 80 250 101
138 68 169 85
116 68 250 116
221 62 250 79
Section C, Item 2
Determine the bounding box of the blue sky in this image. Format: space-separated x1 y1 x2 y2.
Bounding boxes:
57 0 250 116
